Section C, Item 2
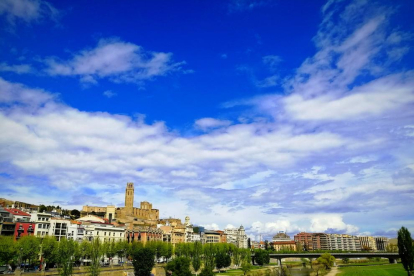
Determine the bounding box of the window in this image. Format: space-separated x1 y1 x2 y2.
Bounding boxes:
56 223 61 228
104 232 106 236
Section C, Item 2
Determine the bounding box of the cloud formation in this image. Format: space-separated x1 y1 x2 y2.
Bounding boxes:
1 0 413 239
0 0 59 25
44 39 187 85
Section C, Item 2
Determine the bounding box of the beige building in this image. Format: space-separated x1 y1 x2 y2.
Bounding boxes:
81 183 159 225
359 236 377 251
202 230 221 244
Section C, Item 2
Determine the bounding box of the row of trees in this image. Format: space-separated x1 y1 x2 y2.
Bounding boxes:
37 205 81 219
0 236 253 276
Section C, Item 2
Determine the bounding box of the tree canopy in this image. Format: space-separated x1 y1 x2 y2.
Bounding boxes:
398 226 414 276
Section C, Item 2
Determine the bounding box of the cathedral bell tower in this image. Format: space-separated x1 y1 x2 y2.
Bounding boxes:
125 182 134 216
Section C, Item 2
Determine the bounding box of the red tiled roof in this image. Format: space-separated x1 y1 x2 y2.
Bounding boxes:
5 208 30 216
271 241 296 245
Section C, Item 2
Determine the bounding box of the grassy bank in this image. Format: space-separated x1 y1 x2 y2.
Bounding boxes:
337 263 406 276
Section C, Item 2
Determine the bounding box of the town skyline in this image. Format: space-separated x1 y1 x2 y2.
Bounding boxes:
1 0 414 241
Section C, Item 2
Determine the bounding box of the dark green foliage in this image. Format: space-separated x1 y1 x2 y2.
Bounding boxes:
42 236 59 268
398 226 414 276
165 257 192 276
203 243 216 270
132 247 155 276
199 266 215 276
215 250 228 272
191 241 202 274
38 205 47 213
70 209 80 218
254 250 269 266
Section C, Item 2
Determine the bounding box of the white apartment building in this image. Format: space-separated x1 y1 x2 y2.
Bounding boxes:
83 223 125 242
31 211 52 237
326 234 361 251
48 219 70 241
224 225 248 248
67 223 85 242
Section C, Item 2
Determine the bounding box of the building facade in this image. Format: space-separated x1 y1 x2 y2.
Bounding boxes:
224 225 248 248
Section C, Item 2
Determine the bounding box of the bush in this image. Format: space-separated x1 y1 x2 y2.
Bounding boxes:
132 247 155 276
165 257 192 276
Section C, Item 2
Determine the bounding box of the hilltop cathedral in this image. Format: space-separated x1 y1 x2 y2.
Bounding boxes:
82 182 159 225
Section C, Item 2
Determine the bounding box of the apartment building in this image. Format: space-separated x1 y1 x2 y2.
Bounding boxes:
48 219 69 241
294 232 361 251
224 225 248 248
31 211 52 237
83 223 125 242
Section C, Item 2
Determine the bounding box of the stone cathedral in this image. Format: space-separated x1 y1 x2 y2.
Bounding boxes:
82 182 159 225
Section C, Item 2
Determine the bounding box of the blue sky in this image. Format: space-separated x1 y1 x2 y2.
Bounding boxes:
1 0 414 240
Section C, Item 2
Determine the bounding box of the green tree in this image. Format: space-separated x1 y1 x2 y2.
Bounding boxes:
215 250 227 273
203 243 216 271
89 239 102 276
165 256 192 276
18 235 40 269
115 241 129 264
398 226 414 276
199 267 214 276
0 236 16 266
233 247 241 268
132 247 155 276
316 253 335 270
41 236 59 269
70 210 81 218
38 205 47 213
79 240 92 265
240 261 252 275
103 241 116 266
341 257 349 264
254 250 269 266
57 238 76 276
191 241 202 275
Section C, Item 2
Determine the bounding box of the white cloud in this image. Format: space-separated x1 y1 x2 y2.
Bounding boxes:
0 63 33 74
201 223 220 230
170 170 198 178
103 90 117 98
256 75 278 88
44 39 187 85
250 220 302 238
283 72 414 121
228 0 270 12
194 117 232 131
262 55 281 69
0 0 59 25
309 214 359 234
